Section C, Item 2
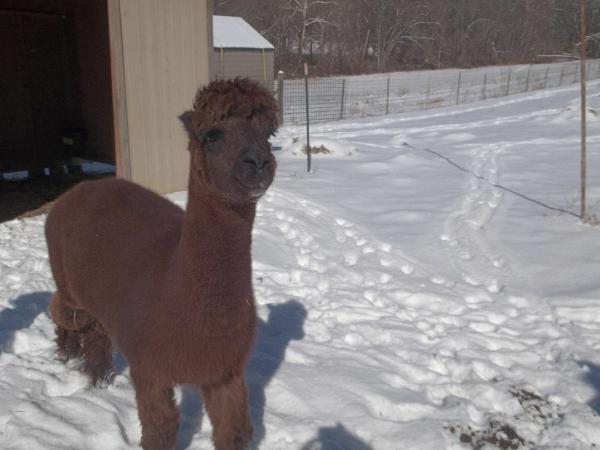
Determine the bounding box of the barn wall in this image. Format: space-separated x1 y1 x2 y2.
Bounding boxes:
213 49 274 88
116 0 212 194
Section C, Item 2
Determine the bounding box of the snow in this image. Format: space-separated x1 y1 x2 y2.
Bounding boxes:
2 82 600 449
213 15 274 50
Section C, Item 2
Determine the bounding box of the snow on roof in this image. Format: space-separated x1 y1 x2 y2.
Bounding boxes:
213 15 274 50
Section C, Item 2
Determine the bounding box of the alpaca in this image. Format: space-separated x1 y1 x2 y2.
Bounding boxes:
45 78 278 450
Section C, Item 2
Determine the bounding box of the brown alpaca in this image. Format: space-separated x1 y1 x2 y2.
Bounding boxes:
45 78 278 450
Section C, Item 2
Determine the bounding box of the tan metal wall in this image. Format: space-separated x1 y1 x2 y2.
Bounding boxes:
213 49 274 89
112 0 212 194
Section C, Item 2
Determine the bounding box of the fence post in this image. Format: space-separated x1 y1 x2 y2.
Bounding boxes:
385 76 391 114
303 62 311 173
456 71 462 105
580 0 588 220
525 64 533 92
544 67 550 89
339 78 346 120
277 70 284 125
559 64 565 86
482 73 487 100
505 68 512 96
425 75 431 108
597 60 600 79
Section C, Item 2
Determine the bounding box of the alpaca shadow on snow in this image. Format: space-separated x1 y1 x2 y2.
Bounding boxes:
247 299 307 449
176 299 307 449
300 423 374 450
579 360 600 414
0 291 52 353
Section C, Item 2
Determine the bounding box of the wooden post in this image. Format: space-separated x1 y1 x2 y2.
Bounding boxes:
277 70 284 125
456 71 462 105
339 78 346 120
505 68 512 96
304 62 311 173
385 76 391 114
107 0 131 181
580 0 588 220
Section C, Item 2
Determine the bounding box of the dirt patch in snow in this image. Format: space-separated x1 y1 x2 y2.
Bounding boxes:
446 421 527 450
1 173 112 223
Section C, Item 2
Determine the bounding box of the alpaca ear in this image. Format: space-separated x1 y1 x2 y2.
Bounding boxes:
179 111 196 140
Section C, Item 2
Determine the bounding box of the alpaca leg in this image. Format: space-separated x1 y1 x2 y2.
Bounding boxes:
54 326 83 362
202 373 253 450
49 292 113 384
49 291 94 331
50 291 93 362
132 372 179 450
79 322 113 385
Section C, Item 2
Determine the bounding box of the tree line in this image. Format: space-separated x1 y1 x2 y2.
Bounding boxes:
215 0 600 78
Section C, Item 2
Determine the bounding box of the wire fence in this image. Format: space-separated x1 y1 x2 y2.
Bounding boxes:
278 60 600 126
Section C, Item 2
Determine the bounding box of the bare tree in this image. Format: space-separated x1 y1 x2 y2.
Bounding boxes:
214 0 598 76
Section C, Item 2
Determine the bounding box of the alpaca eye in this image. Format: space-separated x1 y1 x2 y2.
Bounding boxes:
204 128 223 144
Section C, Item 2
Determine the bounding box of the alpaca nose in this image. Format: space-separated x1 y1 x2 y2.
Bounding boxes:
242 146 269 171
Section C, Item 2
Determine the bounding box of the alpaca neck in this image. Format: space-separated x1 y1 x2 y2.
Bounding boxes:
177 169 256 297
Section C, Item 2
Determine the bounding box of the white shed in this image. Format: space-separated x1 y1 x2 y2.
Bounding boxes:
212 15 274 88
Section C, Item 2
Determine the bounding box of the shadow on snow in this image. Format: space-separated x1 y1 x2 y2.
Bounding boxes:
0 291 52 353
177 298 307 449
299 423 374 450
579 360 600 414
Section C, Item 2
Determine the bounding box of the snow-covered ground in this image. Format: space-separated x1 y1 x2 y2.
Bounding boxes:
2 82 600 449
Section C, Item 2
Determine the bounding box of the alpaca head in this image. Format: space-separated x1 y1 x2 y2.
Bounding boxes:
180 78 279 204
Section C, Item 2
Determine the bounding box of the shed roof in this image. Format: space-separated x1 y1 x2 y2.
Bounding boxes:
213 15 274 50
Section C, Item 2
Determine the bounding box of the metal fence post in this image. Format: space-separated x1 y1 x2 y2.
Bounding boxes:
277 70 284 125
425 75 431 108
525 65 533 92
303 63 311 172
544 67 550 89
505 68 512 96
482 73 487 100
580 0 588 220
385 76 391 114
586 60 591 81
339 78 346 120
559 64 565 86
456 71 462 105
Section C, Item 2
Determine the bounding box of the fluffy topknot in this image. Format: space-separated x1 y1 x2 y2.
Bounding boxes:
192 78 278 130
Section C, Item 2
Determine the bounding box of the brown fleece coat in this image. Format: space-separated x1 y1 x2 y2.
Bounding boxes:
45 78 278 450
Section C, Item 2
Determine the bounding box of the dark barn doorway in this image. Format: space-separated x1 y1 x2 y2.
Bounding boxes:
0 0 115 221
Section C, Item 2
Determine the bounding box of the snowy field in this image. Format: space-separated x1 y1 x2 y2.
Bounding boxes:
2 81 600 449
